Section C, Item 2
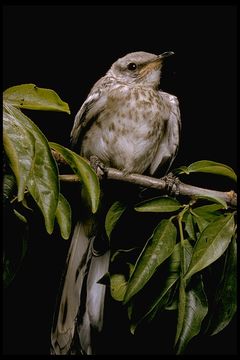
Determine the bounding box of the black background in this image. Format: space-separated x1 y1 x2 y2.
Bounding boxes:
3 5 237 355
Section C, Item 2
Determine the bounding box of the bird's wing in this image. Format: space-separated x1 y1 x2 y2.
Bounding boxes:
150 92 181 175
70 77 112 149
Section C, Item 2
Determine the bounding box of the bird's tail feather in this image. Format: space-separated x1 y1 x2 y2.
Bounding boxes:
51 220 109 355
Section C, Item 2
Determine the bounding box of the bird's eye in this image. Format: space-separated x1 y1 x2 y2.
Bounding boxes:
127 62 137 71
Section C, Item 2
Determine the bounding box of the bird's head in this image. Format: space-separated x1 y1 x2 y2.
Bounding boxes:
108 51 174 88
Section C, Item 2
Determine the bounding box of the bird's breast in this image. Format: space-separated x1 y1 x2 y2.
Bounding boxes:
81 86 169 174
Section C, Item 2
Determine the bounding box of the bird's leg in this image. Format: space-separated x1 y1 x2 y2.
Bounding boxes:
162 172 180 196
90 155 107 179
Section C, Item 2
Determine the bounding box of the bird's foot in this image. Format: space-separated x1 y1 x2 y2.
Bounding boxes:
90 155 107 179
162 172 180 196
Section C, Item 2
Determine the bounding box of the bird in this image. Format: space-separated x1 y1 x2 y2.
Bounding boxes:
50 51 181 355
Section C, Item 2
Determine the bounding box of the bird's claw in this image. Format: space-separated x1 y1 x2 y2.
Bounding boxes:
163 172 180 196
90 155 107 179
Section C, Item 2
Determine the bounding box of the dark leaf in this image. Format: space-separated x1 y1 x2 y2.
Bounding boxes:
124 219 177 303
184 213 235 281
206 234 237 335
175 275 208 354
105 201 127 240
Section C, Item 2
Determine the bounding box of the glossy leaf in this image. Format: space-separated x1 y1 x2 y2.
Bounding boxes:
3 174 17 202
175 240 193 344
50 142 100 214
187 160 237 182
192 204 224 221
135 196 181 213
184 213 196 241
3 105 35 201
175 276 208 354
3 84 70 114
184 214 235 281
191 210 210 232
193 194 227 209
105 201 127 240
206 234 237 335
133 242 181 328
6 105 60 234
124 219 177 303
55 194 72 240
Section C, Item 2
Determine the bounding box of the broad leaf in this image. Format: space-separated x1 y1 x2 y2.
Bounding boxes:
131 242 181 330
124 219 177 303
187 160 236 182
175 276 208 354
3 84 70 114
135 196 181 212
105 201 127 240
192 204 223 221
3 105 35 201
55 194 72 240
50 143 100 214
184 213 235 281
193 194 227 209
4 105 59 234
184 213 197 241
206 234 237 335
191 210 210 232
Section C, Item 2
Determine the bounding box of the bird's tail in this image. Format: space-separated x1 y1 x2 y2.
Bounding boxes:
51 220 110 355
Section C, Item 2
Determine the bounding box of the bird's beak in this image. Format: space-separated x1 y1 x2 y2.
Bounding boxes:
140 52 174 76
158 51 175 59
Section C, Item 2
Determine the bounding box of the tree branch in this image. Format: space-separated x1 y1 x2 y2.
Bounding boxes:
52 149 236 207
58 168 237 207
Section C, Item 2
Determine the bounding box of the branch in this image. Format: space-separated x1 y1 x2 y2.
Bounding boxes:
58 168 237 207
51 149 236 207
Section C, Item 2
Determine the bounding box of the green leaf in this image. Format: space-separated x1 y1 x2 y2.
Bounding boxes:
175 276 208 354
184 213 197 241
134 196 182 212
184 213 235 281
105 201 127 240
133 242 181 327
187 160 237 182
5 104 59 234
206 234 237 335
55 193 72 240
192 204 224 221
3 174 17 202
193 194 228 209
191 210 210 232
124 219 177 303
13 209 27 223
50 143 100 214
110 273 128 301
172 166 190 175
3 84 70 114
175 240 194 347
3 105 35 201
